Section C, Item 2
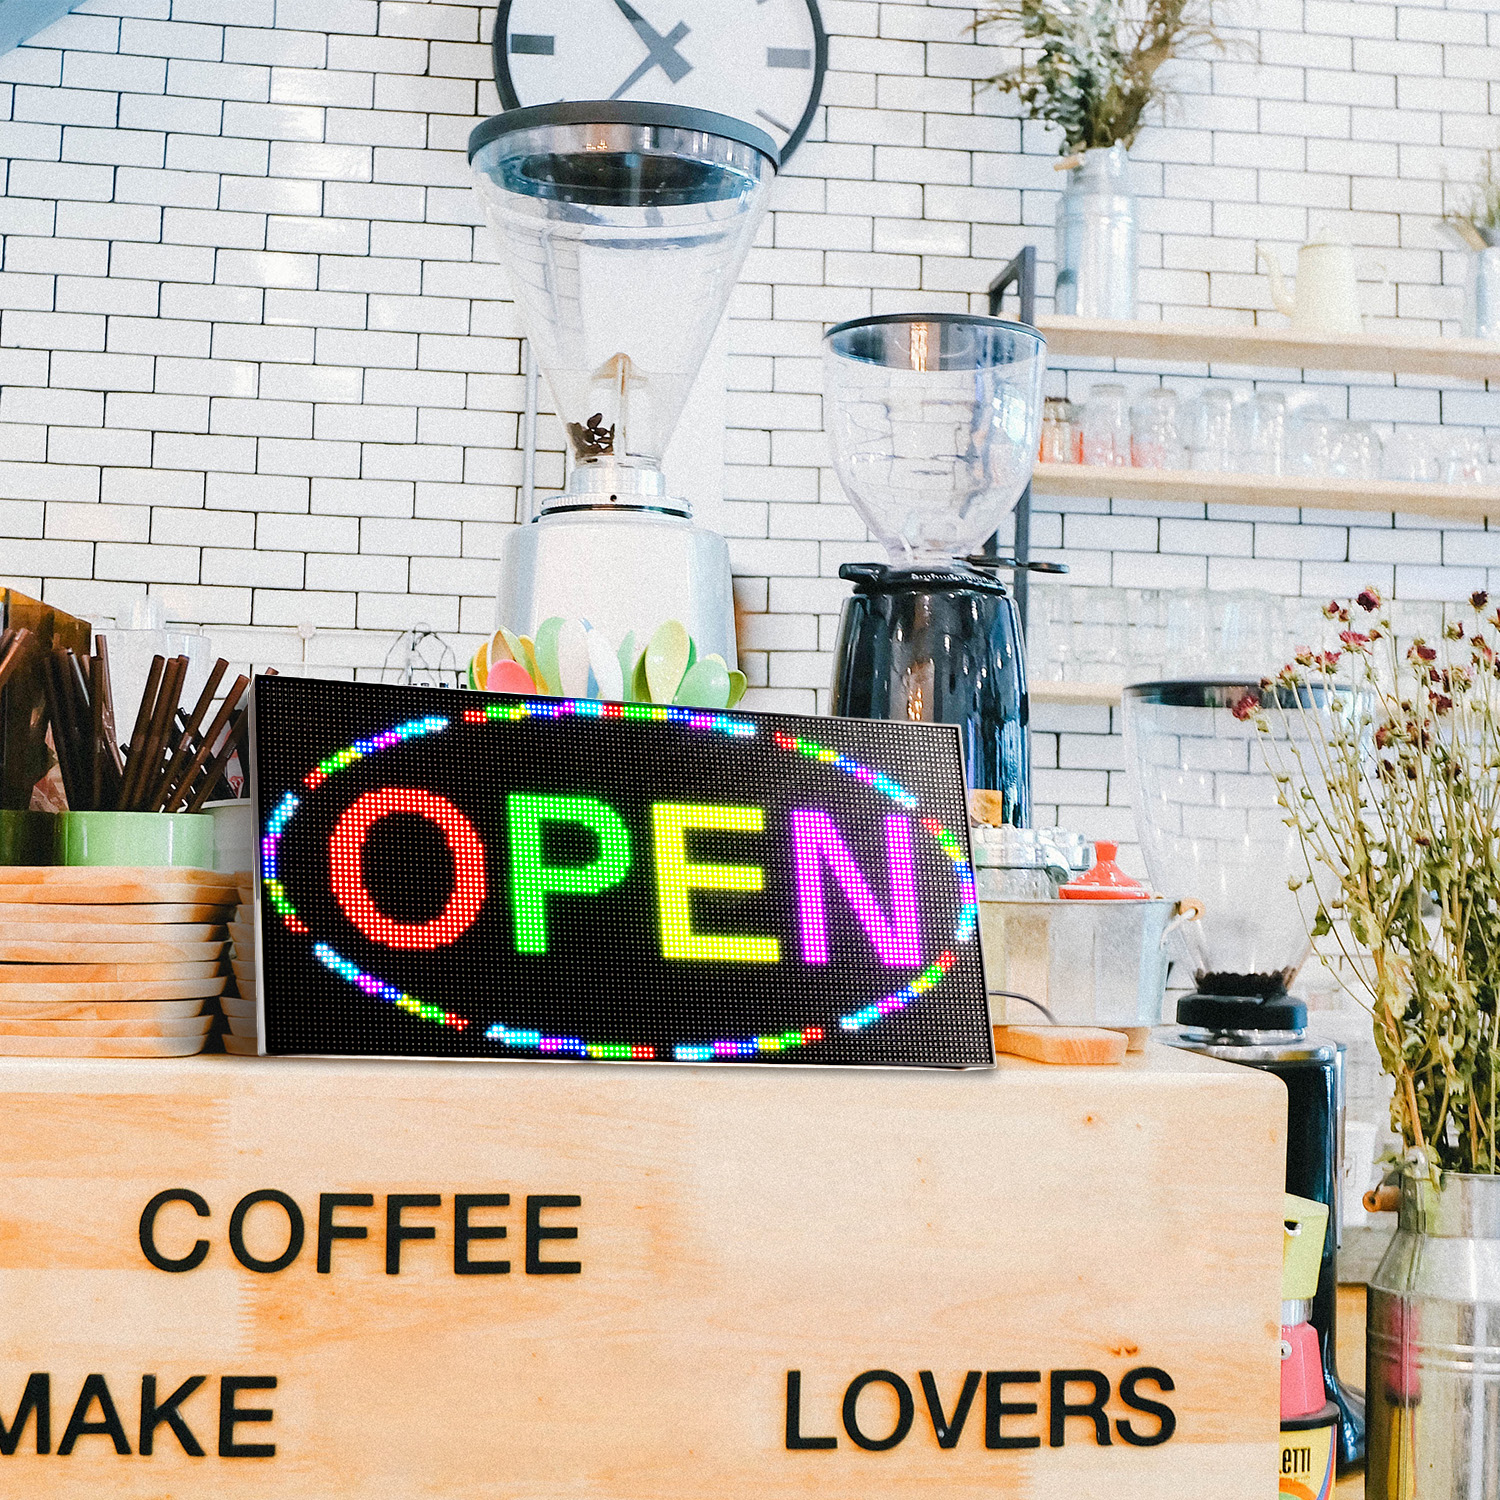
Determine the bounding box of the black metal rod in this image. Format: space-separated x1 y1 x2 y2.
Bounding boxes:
985 246 1039 630
987 245 1036 325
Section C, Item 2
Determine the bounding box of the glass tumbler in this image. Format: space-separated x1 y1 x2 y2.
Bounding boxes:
1232 392 1287 475
1081 384 1130 467
1382 429 1437 484
1437 430 1485 485
1183 388 1235 472
1130 387 1182 468
1026 579 1075 681
1287 407 1334 477
1326 420 1381 481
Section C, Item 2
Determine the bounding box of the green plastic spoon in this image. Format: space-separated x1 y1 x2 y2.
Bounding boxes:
615 631 637 701
674 654 731 710
645 620 691 704
531 617 563 695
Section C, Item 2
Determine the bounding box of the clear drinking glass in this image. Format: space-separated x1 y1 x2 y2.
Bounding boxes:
1125 588 1168 680
1183 388 1235 472
1232 392 1287 475
1027 579 1075 681
1287 407 1334 477
1073 585 1129 681
1218 591 1287 677
1325 419 1381 481
1039 396 1081 463
1130 387 1182 469
1164 590 1216 673
1081 383 1130 467
1437 430 1485 485
1382 428 1437 483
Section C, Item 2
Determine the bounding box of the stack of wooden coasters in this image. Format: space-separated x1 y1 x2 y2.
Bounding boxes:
221 876 258 1055
0 866 238 1056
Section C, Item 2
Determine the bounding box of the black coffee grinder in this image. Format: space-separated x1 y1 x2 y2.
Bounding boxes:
822 314 1052 825
1122 680 1365 1471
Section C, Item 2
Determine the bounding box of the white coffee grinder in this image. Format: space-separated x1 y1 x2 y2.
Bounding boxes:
468 102 778 664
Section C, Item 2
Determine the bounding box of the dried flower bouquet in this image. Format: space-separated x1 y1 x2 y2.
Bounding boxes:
1235 588 1500 1176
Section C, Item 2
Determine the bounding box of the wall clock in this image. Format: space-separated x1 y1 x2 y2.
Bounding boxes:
493 0 827 163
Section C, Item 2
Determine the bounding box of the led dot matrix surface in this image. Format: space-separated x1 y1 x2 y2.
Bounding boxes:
254 677 992 1068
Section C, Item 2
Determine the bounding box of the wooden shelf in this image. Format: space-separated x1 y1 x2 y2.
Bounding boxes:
1032 462 1500 521
1036 314 1500 383
1031 679 1124 707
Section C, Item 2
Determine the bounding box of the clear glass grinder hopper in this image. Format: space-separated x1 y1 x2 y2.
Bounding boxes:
468 102 778 663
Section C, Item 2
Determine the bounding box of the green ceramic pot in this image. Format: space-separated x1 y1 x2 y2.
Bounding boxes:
0 811 54 866
55 811 216 869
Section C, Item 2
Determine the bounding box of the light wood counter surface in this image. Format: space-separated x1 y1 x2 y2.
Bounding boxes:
0 1045 1288 1498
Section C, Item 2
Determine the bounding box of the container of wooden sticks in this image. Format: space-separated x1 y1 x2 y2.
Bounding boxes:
39 637 250 866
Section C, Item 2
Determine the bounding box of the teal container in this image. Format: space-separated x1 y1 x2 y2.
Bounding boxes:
55 811 215 869
0 811 54 866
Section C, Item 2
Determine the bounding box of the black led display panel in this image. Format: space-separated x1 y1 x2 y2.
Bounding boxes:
253 677 992 1068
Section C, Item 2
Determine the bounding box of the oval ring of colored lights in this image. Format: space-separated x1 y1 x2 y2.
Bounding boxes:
260 698 979 1063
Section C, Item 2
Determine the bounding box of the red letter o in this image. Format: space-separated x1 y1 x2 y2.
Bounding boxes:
330 787 487 949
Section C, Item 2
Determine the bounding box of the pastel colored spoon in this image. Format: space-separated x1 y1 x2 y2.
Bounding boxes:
555 618 591 698
645 620 691 705
531 618 563 695
587 628 624 701
674 655 731 710
486 659 537 695
615 631 637 701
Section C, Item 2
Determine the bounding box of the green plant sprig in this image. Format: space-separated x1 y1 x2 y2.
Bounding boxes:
1447 150 1500 238
973 0 1229 153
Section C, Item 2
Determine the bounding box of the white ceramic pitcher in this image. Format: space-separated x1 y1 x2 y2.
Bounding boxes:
1256 238 1365 335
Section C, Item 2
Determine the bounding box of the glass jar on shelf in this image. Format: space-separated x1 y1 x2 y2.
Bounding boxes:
1231 391 1287 475
1129 388 1182 469
1182 388 1235 472
1080 383 1130 467
1039 396 1081 464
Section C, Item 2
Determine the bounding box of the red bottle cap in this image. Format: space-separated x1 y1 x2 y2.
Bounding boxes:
1059 841 1151 900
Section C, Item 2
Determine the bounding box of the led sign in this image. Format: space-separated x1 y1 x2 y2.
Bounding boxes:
252 678 991 1067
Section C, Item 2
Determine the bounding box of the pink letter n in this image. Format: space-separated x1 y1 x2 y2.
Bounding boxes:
791 810 921 967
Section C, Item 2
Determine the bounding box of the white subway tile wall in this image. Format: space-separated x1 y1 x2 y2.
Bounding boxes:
2 0 1499 843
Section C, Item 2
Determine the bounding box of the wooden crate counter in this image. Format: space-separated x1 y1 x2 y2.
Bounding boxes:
0 1043 1285 1498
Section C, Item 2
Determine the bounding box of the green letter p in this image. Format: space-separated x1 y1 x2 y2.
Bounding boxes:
507 794 633 955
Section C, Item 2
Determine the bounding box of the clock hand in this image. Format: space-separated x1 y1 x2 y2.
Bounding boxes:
610 0 692 85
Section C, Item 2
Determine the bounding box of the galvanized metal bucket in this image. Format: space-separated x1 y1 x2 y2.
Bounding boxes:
977 896 1199 1028
1367 1172 1500 1499
1054 143 1137 319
